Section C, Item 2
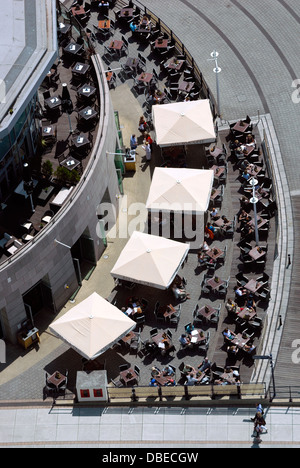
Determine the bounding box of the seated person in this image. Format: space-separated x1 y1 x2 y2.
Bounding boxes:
243 342 256 354
151 366 161 377
242 170 250 180
130 21 138 32
222 327 236 341
164 379 176 386
185 323 194 334
197 251 207 266
172 284 190 300
246 134 256 146
234 286 247 297
162 365 175 376
198 357 211 374
179 333 190 347
246 293 256 310
138 115 148 133
149 378 158 387
227 344 239 355
199 240 210 252
210 207 219 219
186 373 199 386
225 298 238 313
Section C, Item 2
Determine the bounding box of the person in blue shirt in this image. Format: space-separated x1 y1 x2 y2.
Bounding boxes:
130 21 137 32
130 134 137 150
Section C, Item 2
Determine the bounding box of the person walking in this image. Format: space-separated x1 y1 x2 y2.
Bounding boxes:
251 403 264 421
253 412 268 436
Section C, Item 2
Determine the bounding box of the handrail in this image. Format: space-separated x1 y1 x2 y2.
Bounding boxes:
107 382 266 403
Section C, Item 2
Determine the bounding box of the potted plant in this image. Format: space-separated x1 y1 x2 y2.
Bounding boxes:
41 160 53 180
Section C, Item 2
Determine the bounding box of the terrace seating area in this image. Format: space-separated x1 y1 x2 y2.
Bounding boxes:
0 1 277 402
35 1 276 394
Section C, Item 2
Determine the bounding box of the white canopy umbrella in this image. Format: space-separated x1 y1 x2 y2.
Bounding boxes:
49 292 136 360
152 99 216 147
146 167 214 214
110 231 189 290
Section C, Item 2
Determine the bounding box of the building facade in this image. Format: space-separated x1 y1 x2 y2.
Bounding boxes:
0 1 121 342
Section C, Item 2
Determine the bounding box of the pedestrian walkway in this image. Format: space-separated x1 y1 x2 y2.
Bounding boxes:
1 405 300 448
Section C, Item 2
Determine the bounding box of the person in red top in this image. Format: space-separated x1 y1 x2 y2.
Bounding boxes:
144 133 153 151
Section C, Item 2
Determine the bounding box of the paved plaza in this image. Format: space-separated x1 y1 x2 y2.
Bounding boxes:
1 405 300 448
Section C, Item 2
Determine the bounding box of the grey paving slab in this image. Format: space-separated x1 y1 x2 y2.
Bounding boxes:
0 405 300 447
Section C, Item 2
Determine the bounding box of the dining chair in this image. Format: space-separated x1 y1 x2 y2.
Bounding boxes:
119 363 130 372
134 365 140 378
111 378 124 387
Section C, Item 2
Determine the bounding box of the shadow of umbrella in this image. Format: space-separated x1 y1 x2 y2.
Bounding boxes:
61 82 74 134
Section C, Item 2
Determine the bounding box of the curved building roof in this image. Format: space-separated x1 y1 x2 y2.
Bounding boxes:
0 0 58 136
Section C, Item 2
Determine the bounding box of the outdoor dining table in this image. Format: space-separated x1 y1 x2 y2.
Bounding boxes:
246 164 262 177
77 84 96 99
137 72 153 84
58 22 71 35
220 370 238 384
243 144 255 157
210 187 221 201
232 121 250 133
197 304 217 321
64 42 84 56
154 373 175 386
71 5 86 16
120 367 138 386
248 216 268 229
154 38 169 49
47 371 66 389
161 304 177 320
98 19 111 29
42 124 56 138
151 332 172 350
206 247 223 260
78 106 98 121
207 277 225 291
125 57 140 70
136 23 151 33
237 307 257 321
178 80 195 93
60 156 81 171
231 332 250 349
167 58 185 70
108 40 124 55
44 96 61 109
72 62 90 77
212 165 225 179
71 133 90 148
249 246 266 260
244 279 263 294
153 89 166 103
209 146 224 157
120 7 134 18
188 328 206 345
